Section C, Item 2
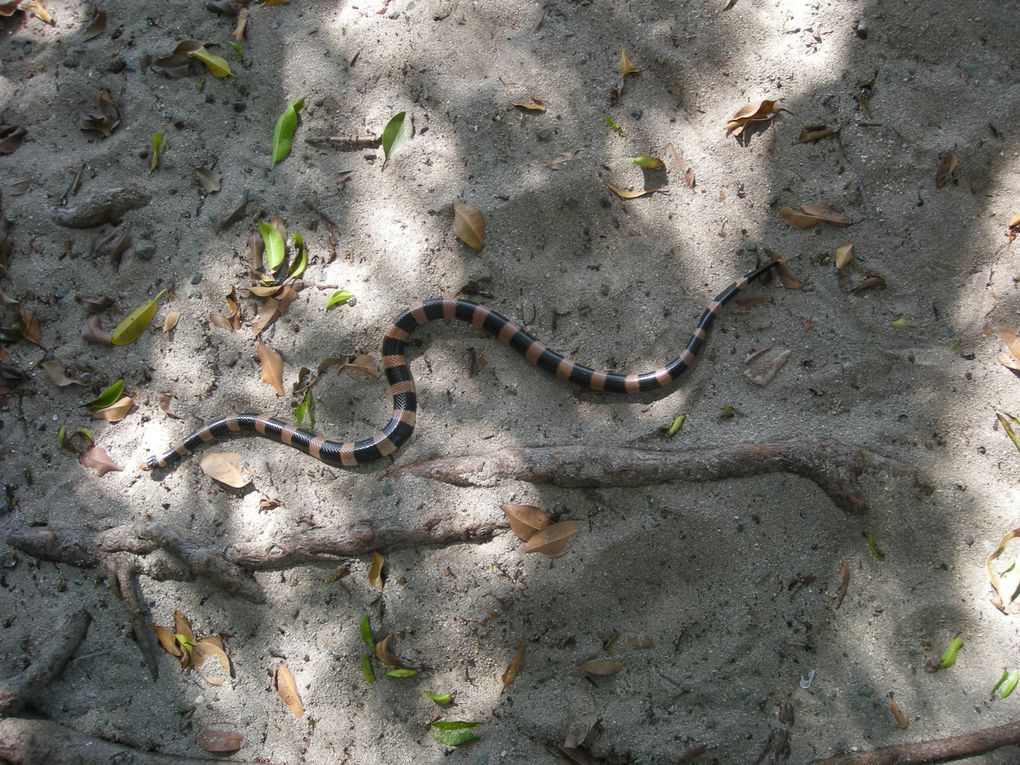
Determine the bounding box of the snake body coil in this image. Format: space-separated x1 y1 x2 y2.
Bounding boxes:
144 261 779 471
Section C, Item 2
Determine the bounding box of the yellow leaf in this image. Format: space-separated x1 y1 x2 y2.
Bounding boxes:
502 643 524 689
524 520 580 558
174 610 195 643
162 311 180 333
25 1 54 25
835 244 854 271
512 96 546 112
111 290 166 345
368 550 384 589
90 396 134 423
257 339 285 396
199 452 249 488
579 658 624 677
187 47 233 78
604 182 661 200
453 202 485 251
619 48 640 77
501 504 551 542
275 663 304 718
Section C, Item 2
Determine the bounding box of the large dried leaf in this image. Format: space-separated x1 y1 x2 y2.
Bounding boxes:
604 182 661 200
256 339 285 396
726 99 781 136
343 353 379 381
835 243 854 271
18 305 41 345
375 634 403 666
192 639 232 685
801 203 849 226
111 289 166 345
502 643 524 689
563 713 600 749
150 40 204 78
579 659 623 677
512 95 546 112
275 663 304 717
81 315 112 345
174 610 195 644
83 7 107 40
197 729 243 754
987 526 1020 614
195 167 221 194
997 326 1020 371
524 520 580 558
251 285 297 336
25 1 53 25
90 395 134 422
199 451 249 488
162 311 180 333
79 446 123 476
40 359 85 387
619 48 640 77
935 149 958 189
501 504 551 541
453 203 485 251
368 550 384 588
152 624 182 657
79 88 121 138
0 124 26 155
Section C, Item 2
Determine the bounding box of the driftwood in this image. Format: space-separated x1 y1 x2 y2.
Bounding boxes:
394 438 932 515
810 718 1020 764
0 609 90 717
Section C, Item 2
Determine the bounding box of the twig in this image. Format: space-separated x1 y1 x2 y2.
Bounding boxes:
394 438 932 515
0 609 90 716
105 555 160 679
0 717 261 765
811 717 1020 764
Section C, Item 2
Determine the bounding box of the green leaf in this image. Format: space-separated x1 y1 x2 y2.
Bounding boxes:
175 632 196 654
630 155 664 169
387 668 417 679
187 47 233 78
361 654 376 684
665 414 686 438
327 290 355 310
864 531 886 561
605 116 625 136
289 232 308 279
259 222 286 272
56 424 69 452
430 721 479 747
224 40 244 61
426 692 453 706
294 389 314 427
997 412 1020 454
939 635 964 669
86 380 125 411
111 289 167 346
993 669 1019 699
150 132 165 172
381 111 408 163
891 317 916 330
358 615 373 647
271 98 305 167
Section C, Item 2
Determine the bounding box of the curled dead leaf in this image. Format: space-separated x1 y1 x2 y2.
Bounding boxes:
524 520 580 558
257 339 285 396
40 359 85 387
195 167 221 194
375 633 403 667
251 285 297 336
744 349 791 387
580 659 623 677
18 305 40 346
726 99 782 137
835 243 854 271
1008 214 1020 242
192 638 232 686
512 96 546 112
852 275 886 293
604 182 661 200
152 624 182 657
935 149 958 189
90 395 133 422
199 451 249 488
368 550 384 589
343 353 379 381
889 698 908 729
79 88 121 138
775 261 802 290
619 48 639 77
453 202 485 252
502 643 524 689
501 504 552 541
275 662 304 718
79 446 123 476
162 311 180 333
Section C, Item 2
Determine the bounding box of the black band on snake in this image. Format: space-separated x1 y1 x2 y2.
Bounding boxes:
142 260 780 471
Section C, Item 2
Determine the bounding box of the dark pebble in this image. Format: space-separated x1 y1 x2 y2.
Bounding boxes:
190 272 203 285
205 94 216 104
631 109 643 120
535 127 554 142
600 284 610 297
132 240 156 262
55 286 70 300
233 101 246 112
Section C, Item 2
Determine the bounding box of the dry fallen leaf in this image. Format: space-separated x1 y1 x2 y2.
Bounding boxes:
935 149 958 189
83 7 107 40
250 285 297 336
619 48 640 77
93 225 132 269
79 446 123 476
195 167 222 194
162 311 180 333
604 182 661 200
986 526 1020 614
835 561 850 609
24 1 53 25
997 326 1020 372
275 663 304 718
368 550 384 589
852 275 885 293
835 243 854 271
191 639 232 686
580 659 623 677
512 96 546 112
524 520 581 557
453 202 485 251
501 504 552 542
0 124 26 155
18 305 41 346
174 610 195 644
257 339 285 396
744 349 791 387
152 624 181 657
197 729 243 754
79 88 121 138
563 712 599 749
199 452 249 488
502 643 524 689
343 353 380 381
779 204 849 229
90 395 134 422
375 633 403 666
1008 214 1020 243
725 99 781 137
40 359 84 387
775 261 802 290
889 698 908 729
233 7 248 40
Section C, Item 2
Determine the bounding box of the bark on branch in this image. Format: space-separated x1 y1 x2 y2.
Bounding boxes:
811 717 1020 764
394 438 932 515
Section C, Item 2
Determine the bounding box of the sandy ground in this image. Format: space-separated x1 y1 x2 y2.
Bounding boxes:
2 0 1020 762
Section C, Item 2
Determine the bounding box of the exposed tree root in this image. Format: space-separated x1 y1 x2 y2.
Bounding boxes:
0 609 90 717
394 438 933 515
811 718 1020 764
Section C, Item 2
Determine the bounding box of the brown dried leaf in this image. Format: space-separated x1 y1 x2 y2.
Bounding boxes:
199 451 249 488
246 285 283 298
343 353 380 381
375 633 403 666
275 663 304 718
79 88 121 138
889 698 908 729
197 728 243 753
81 315 112 345
835 243 854 271
173 610 195 643
256 339 285 396
453 202 485 251
501 504 552 542
580 659 623 677
90 395 133 422
192 639 231 686
79 446 123 476
563 712 599 749
502 643 524 689
25 1 53 25
78 295 114 314
852 275 885 293
775 261 802 290
9 178 31 195
40 359 85 387
368 550 384 589
726 99 780 136
935 149 958 189
778 207 819 230
997 326 1020 369
195 167 221 194
1008 214 1020 242
83 7 107 40
92 225 132 268
801 203 849 226
18 306 41 345
619 49 639 77
233 7 248 40
604 182 661 200
251 285 297 336
150 40 203 78
0 125 26 155
512 96 546 112
162 311 180 333
744 349 791 387
524 520 581 558
152 624 182 657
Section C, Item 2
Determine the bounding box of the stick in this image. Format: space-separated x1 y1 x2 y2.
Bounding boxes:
0 609 90 716
811 718 1020 764
394 438 932 515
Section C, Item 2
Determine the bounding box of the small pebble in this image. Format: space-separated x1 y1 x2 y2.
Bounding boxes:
54 286 70 300
631 109 643 120
535 127 554 142
233 100 246 112
132 240 156 261
190 272 203 285
600 284 610 297
205 94 216 104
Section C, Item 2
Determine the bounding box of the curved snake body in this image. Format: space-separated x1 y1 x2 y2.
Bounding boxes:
144 260 779 471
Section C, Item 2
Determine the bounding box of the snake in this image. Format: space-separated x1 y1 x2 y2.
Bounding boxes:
142 260 780 471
